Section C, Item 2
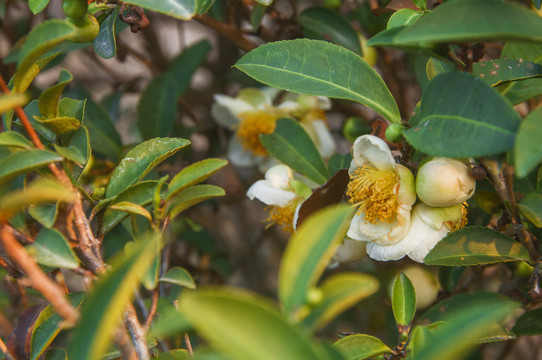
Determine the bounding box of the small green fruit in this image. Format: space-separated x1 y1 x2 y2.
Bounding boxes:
68 13 100 43
62 0 88 19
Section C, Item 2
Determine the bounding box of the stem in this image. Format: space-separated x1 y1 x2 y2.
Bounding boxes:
143 289 159 330
125 304 150 360
194 14 257 52
0 337 15 360
184 333 193 355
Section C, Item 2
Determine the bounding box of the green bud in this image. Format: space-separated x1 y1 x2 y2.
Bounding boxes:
385 123 405 143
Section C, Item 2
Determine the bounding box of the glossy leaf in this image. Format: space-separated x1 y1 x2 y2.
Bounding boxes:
394 1 542 45
106 137 190 198
138 74 177 139
122 0 215 20
93 6 119 59
53 126 90 166
0 149 62 185
403 72 521 157
166 158 228 200
69 232 160 360
425 226 530 266
387 9 421 29
28 228 79 269
0 131 33 149
28 0 50 14
0 94 28 114
38 70 73 118
512 309 542 335
501 41 542 64
279 205 354 320
473 59 542 86
159 266 196 289
179 288 325 360
235 39 400 123
169 40 211 97
167 184 225 219
333 334 391 360
515 106 542 178
301 272 378 331
500 78 542 105
392 273 416 327
13 53 61 94
298 7 361 54
110 201 153 223
30 293 84 360
425 57 455 82
33 116 80 141
260 118 329 184
29 203 58 228
518 193 542 227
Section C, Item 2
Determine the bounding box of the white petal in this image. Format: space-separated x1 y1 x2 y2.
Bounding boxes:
332 239 367 264
246 180 296 206
407 226 449 263
211 103 240 128
303 120 336 159
315 96 332 110
277 100 302 112
213 94 254 116
264 164 293 189
228 137 259 167
352 135 395 171
416 203 463 230
346 212 373 241
257 156 280 173
260 87 281 103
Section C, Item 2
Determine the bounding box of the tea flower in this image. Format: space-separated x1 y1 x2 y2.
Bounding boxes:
416 157 476 207
247 164 312 233
328 239 367 268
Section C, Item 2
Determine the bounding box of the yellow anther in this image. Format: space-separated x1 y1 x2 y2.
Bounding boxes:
448 202 468 232
264 200 298 233
236 111 278 156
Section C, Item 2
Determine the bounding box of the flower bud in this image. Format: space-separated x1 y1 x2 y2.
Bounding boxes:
416 158 476 207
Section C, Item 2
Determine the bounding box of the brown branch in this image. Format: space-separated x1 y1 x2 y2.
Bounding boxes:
143 289 159 330
195 14 257 52
0 225 79 325
0 336 15 360
114 328 138 360
125 304 150 360
184 333 193 355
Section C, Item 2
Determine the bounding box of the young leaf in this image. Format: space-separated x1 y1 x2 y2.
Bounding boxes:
93 6 120 59
69 232 161 360
167 184 225 220
106 137 190 198
278 205 354 320
0 94 28 114
235 39 400 124
515 106 542 178
110 201 153 223
424 226 530 265
0 149 62 185
137 74 177 140
166 158 228 200
391 273 416 328
260 118 329 185
159 267 196 289
333 334 391 360
38 70 73 118
179 288 326 360
512 309 542 335
518 193 542 227
28 228 79 269
12 53 61 95
122 0 213 20
300 272 378 331
403 72 521 157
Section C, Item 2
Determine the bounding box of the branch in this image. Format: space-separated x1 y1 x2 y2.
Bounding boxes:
125 304 150 360
194 14 257 52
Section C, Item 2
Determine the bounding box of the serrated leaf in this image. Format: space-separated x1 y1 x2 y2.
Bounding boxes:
166 158 228 200
403 72 521 158
179 288 325 360
159 267 196 289
167 184 225 220
279 205 354 320
260 118 329 184
298 6 361 55
473 59 542 86
301 272 378 331
28 228 79 269
38 70 73 118
235 39 400 123
333 334 391 360
122 0 215 20
138 75 177 140
518 193 542 227
394 1 542 45
28 0 50 14
0 131 33 149
512 309 542 335
424 226 530 266
515 106 542 178
169 40 211 97
0 94 28 114
0 149 62 185
93 6 119 59
392 273 416 327
69 232 161 360
106 137 190 198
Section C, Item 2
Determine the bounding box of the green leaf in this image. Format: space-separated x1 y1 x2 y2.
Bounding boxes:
179 288 325 360
169 40 211 97
260 118 329 184
501 41 542 64
106 137 190 198
333 334 391 360
29 203 58 228
425 226 530 266
0 149 62 185
235 39 400 123
138 75 177 140
515 106 542 178
298 7 361 55
518 193 542 227
254 0 272 5
278 205 354 320
500 77 542 105
38 70 73 118
0 94 28 114
122 0 215 20
403 72 521 158
387 9 421 29
473 59 542 86
301 272 378 331
110 201 153 223
166 158 228 200
394 1 542 45
0 131 33 149
148 306 192 339
392 273 416 327
425 57 455 82
513 309 542 335
327 153 351 176
167 184 225 219
93 6 119 59
53 126 90 166
33 116 80 141
13 53 61 94
28 0 50 14
30 293 85 360
159 267 196 289
157 350 190 360
28 228 79 269
69 232 161 360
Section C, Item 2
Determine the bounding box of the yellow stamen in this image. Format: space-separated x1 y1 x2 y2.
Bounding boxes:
264 200 298 233
346 165 399 224
302 109 326 123
236 111 278 156
448 202 468 232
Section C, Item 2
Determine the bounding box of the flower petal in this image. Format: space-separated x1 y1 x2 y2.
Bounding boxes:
416 203 463 230
265 164 293 189
246 180 296 206
351 135 395 171
302 119 336 159
395 164 416 207
211 103 241 128
348 207 411 246
332 239 367 264
228 137 259 167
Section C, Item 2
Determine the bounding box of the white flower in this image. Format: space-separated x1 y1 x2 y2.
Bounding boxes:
416 157 476 207
247 164 311 233
328 239 367 268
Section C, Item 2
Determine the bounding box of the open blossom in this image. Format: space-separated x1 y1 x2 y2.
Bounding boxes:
212 88 336 170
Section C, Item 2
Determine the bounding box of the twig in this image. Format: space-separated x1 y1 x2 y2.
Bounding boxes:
114 328 138 360
0 336 15 360
0 225 79 325
143 289 159 330
195 14 257 52
184 333 193 355
125 304 150 360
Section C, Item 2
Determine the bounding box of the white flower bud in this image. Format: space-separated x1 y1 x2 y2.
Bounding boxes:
416 158 476 207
